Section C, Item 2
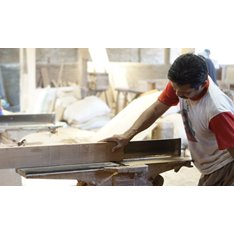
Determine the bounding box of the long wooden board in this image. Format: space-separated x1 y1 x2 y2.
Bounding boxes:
0 142 123 169
0 139 181 169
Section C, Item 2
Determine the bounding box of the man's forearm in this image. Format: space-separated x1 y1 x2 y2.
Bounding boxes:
123 100 170 140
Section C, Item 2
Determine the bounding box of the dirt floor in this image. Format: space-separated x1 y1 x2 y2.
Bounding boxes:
162 163 201 186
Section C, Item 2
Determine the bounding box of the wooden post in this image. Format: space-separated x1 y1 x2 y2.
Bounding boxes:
20 48 36 112
88 48 115 108
138 48 142 63
164 48 171 65
77 48 89 98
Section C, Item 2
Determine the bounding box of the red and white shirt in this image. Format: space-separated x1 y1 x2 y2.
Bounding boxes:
158 77 234 175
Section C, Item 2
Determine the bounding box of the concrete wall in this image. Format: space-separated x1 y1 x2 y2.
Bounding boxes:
36 48 79 87
107 48 164 64
0 49 80 111
109 62 170 90
36 48 78 64
0 48 19 63
0 48 20 111
1 65 20 110
222 65 234 83
0 48 194 111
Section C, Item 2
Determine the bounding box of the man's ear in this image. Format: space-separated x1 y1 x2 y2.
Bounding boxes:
202 79 209 87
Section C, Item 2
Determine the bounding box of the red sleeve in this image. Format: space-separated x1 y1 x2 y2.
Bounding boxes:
209 112 234 150
158 82 179 106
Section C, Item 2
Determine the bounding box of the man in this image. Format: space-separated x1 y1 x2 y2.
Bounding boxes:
103 53 234 186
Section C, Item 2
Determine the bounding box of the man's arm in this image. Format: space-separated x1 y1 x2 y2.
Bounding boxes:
102 100 170 152
123 100 170 139
209 112 234 156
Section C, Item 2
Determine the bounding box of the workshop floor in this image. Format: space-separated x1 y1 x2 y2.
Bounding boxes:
161 163 201 186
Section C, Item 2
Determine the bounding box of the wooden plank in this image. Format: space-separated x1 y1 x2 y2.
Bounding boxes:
40 67 50 87
57 62 64 86
20 49 36 112
0 142 123 169
0 139 181 169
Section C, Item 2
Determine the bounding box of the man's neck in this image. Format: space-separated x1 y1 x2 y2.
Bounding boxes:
190 79 209 101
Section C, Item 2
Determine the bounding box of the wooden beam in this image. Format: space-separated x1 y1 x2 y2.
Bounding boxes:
20 48 36 112
77 48 89 97
0 139 181 169
164 48 171 65
0 142 123 169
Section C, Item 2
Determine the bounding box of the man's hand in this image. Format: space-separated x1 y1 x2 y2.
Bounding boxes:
100 134 130 152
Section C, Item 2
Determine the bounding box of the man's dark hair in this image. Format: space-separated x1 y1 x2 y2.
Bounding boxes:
168 53 208 89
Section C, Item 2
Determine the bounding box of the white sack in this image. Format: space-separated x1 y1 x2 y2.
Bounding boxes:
55 96 77 121
63 96 111 125
71 115 111 130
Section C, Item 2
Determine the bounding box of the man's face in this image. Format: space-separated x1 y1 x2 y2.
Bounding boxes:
171 81 204 99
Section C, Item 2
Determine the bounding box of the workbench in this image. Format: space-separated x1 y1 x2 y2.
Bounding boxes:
0 113 60 185
0 114 192 186
115 87 143 114
14 139 192 186
0 113 58 143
